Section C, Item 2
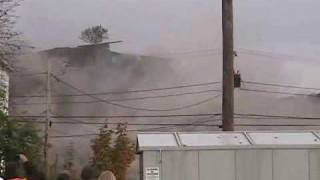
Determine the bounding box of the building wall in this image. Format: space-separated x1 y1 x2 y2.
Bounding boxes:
142 149 320 180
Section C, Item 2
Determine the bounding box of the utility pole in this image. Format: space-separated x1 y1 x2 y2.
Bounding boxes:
44 59 51 175
222 0 234 131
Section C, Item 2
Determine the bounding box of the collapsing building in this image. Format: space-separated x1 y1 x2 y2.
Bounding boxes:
8 43 178 176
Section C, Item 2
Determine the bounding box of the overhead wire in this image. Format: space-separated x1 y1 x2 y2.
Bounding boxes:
242 80 320 91
49 126 176 138
51 74 221 112
49 123 320 139
49 118 222 139
237 48 318 62
14 119 221 126
10 48 320 136
239 88 320 97
10 112 320 121
10 72 47 77
9 113 222 119
26 112 320 128
235 113 320 120
159 48 221 57
12 79 221 98
234 124 320 127
11 89 221 106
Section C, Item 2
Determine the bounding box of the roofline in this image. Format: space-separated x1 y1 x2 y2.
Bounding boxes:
137 130 320 134
137 130 320 152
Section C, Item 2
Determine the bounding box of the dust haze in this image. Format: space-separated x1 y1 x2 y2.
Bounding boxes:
9 0 320 179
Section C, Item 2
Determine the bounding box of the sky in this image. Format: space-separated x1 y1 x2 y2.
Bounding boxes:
15 0 320 57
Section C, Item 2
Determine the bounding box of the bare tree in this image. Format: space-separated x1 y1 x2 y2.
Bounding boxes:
80 25 108 44
0 0 25 68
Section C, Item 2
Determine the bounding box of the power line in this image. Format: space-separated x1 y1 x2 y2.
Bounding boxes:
49 119 221 139
50 119 222 139
14 118 222 137
16 115 320 124
63 117 222 126
27 114 320 139
13 117 222 124
13 115 222 134
159 48 221 57
237 48 317 62
11 113 320 120
9 113 222 119
49 124 320 139
234 116 303 120
48 116 221 134
234 124 320 127
150 48 315 60
51 74 221 112
235 113 320 120
11 113 320 121
12 80 221 98
239 88 320 97
49 126 171 138
50 133 99 138
242 80 320 91
11 89 221 106
10 72 47 77
16 120 222 126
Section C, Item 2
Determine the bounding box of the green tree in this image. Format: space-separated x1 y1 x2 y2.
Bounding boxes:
0 91 42 175
0 112 43 174
91 124 135 180
0 0 40 175
80 25 108 44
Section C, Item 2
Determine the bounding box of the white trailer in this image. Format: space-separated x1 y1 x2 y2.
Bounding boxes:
137 131 320 180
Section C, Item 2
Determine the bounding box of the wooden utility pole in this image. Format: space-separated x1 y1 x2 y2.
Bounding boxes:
44 59 51 175
222 0 234 131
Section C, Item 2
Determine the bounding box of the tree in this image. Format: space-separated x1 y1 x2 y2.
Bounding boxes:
80 25 108 44
0 90 42 176
91 124 135 180
91 125 113 171
0 110 43 175
111 124 136 180
0 0 25 67
0 0 41 176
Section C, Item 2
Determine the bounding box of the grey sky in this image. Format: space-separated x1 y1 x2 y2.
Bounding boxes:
15 0 320 57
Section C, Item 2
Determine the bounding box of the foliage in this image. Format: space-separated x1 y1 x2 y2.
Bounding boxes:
0 0 26 66
91 125 113 171
80 25 108 44
0 112 43 174
111 124 136 180
0 90 42 175
91 124 136 180
0 0 40 176
0 89 7 112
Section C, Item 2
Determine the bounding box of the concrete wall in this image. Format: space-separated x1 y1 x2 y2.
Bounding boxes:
142 149 320 180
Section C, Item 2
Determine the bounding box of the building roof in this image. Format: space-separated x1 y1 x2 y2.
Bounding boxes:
137 131 320 151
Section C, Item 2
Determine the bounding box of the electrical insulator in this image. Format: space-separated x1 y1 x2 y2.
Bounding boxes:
234 71 241 88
